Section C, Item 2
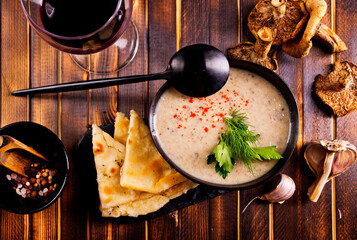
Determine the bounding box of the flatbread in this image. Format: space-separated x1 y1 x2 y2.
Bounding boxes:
114 112 130 145
92 124 197 218
92 112 197 217
92 125 143 208
101 180 198 218
120 110 187 193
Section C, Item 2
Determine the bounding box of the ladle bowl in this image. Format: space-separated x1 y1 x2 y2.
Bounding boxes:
12 44 230 98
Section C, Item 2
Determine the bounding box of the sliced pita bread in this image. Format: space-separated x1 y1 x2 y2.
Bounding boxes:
120 110 187 193
92 112 198 218
92 125 143 209
114 112 130 145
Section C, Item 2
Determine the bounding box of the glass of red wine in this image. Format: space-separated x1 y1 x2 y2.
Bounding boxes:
20 0 138 74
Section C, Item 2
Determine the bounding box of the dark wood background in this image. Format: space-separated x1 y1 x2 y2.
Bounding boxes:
1 0 356 239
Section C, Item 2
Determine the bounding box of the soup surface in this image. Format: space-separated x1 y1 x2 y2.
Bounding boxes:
153 68 290 185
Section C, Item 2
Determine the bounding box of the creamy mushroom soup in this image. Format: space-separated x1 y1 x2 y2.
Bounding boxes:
153 68 290 185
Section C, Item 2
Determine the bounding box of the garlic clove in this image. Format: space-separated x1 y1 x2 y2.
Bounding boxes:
304 141 326 175
242 174 296 213
260 174 296 203
331 148 356 176
305 139 357 202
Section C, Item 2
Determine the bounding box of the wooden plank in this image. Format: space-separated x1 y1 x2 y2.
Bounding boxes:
208 1 239 240
238 1 271 239
179 1 211 239
60 53 90 239
89 65 118 240
148 0 176 101
0 0 29 239
274 2 334 239
335 0 357 239
30 23 60 240
112 0 148 239
275 48 333 240
181 202 210 240
209 192 238 240
147 0 178 238
181 0 210 46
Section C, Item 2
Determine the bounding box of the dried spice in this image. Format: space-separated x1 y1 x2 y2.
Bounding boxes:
6 162 58 199
170 89 249 133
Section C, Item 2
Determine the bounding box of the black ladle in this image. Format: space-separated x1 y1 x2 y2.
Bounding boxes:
12 44 230 97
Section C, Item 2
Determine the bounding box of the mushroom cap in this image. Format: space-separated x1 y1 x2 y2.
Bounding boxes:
314 61 357 117
227 42 278 71
248 0 309 46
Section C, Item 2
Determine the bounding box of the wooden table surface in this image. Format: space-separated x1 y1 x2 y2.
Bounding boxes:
1 0 356 239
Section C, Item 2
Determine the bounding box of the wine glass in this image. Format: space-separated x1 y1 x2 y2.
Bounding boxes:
20 0 138 74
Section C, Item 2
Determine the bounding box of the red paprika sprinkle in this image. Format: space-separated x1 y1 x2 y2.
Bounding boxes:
204 127 209 132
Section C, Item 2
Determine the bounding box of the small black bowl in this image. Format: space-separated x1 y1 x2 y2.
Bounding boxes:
149 60 299 189
0 122 69 214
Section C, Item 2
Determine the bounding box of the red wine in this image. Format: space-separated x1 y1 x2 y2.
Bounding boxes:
39 0 130 54
42 0 120 37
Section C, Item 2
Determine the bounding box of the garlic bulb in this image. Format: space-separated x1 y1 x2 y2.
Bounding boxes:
242 174 296 213
304 139 357 202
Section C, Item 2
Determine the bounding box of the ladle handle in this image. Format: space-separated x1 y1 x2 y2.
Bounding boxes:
12 71 171 96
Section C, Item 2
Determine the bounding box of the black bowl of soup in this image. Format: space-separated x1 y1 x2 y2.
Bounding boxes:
0 122 69 214
149 60 299 189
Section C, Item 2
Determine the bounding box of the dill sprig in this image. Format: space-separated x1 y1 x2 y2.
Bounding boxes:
207 109 283 179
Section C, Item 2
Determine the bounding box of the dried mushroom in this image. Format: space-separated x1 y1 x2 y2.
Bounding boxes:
282 0 326 57
248 0 309 46
314 61 357 116
283 0 347 57
313 23 347 54
227 27 278 71
304 140 356 202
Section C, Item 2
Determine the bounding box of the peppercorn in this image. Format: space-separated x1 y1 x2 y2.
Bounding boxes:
41 179 47 186
21 177 28 185
6 161 58 199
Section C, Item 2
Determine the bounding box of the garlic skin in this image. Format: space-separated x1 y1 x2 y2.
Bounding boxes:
260 174 296 204
304 139 357 202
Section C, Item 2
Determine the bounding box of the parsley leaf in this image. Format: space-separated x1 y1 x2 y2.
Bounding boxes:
207 109 283 179
253 146 283 160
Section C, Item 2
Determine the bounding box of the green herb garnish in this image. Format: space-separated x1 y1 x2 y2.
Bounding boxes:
207 109 283 179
